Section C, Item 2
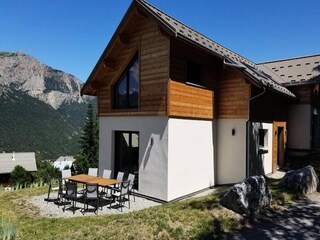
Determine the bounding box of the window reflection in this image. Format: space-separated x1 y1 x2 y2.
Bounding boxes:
114 54 139 108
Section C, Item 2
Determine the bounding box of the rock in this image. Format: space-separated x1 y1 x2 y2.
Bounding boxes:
220 175 271 215
281 165 319 194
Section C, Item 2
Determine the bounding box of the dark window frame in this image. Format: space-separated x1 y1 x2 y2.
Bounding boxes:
114 131 139 189
186 60 204 86
113 53 139 109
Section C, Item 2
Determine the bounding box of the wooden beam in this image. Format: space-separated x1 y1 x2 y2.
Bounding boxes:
158 26 172 38
90 81 104 90
103 58 115 69
135 7 148 18
118 33 130 45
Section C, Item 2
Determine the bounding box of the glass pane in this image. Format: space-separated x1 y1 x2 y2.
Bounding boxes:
131 133 139 148
115 74 127 108
129 57 139 107
115 131 139 189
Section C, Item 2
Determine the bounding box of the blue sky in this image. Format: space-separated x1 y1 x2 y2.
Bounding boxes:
1 0 319 82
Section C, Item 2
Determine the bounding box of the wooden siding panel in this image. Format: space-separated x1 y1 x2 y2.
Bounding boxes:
169 40 217 119
97 15 169 117
289 85 312 104
250 86 289 122
169 81 214 119
217 69 250 119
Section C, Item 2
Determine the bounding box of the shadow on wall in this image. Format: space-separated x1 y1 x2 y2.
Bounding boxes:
248 122 265 176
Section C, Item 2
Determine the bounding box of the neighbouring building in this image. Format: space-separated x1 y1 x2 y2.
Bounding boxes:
53 156 75 171
259 54 320 152
81 0 319 201
0 152 37 184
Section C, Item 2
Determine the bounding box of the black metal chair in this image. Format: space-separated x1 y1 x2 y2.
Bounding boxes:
110 180 131 212
107 171 124 194
63 181 82 214
44 178 60 203
82 183 100 215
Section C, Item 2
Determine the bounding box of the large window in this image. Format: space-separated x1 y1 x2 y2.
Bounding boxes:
115 131 139 189
114 54 139 109
187 60 203 86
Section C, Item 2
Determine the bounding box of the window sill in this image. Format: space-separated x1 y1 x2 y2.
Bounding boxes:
186 82 206 89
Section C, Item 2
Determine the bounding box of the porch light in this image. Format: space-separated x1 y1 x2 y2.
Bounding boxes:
232 128 236 136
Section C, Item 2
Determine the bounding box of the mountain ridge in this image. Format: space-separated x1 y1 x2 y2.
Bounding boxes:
0 51 86 109
0 51 95 159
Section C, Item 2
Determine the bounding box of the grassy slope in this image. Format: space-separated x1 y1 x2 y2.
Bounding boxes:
0 187 242 240
0 177 302 239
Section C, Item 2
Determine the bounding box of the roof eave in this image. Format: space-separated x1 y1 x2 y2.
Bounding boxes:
82 1 138 96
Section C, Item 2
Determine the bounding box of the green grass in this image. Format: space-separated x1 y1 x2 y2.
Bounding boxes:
0 187 243 240
0 179 304 240
266 177 301 205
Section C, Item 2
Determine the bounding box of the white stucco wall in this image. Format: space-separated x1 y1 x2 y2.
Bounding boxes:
250 122 273 175
167 118 214 201
99 116 169 201
216 119 246 184
288 104 311 149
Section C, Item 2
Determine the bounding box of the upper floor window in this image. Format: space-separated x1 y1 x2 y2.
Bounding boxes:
187 61 203 86
114 54 139 109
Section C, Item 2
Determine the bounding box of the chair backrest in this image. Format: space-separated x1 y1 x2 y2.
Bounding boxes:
66 181 76 198
128 173 135 191
62 169 71 179
47 179 54 199
102 169 112 179
120 180 130 195
85 183 98 199
58 177 64 194
116 171 124 181
88 168 98 176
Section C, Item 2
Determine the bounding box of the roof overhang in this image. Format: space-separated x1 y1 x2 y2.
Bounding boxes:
82 0 296 99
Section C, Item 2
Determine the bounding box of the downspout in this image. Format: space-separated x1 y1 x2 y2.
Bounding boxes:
246 87 266 177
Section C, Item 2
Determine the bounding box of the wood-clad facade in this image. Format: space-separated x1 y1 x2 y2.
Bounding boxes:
169 40 217 119
81 1 300 199
217 69 250 119
96 12 170 117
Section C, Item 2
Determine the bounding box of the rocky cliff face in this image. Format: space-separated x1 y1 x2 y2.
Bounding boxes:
0 51 95 159
0 51 85 109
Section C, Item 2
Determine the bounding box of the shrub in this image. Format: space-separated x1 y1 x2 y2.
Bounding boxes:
32 158 60 184
9 165 32 187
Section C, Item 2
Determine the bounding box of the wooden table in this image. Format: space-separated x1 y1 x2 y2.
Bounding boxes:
66 174 120 187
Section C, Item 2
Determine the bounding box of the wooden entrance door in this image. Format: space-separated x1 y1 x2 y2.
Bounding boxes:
272 122 287 172
277 127 285 166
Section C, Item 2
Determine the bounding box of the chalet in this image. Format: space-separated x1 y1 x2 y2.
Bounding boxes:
81 0 317 201
53 156 75 171
0 152 37 184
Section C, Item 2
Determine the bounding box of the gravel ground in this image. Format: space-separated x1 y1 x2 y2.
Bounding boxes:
27 192 161 218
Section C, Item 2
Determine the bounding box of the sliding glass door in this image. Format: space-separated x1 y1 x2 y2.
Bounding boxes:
114 131 139 189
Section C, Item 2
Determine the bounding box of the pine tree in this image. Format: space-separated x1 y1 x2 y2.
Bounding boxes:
74 103 99 173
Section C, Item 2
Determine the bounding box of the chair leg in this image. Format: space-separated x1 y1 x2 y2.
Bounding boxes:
128 194 130 209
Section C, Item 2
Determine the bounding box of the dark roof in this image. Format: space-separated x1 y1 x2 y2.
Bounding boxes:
258 54 320 86
82 0 296 98
135 0 295 98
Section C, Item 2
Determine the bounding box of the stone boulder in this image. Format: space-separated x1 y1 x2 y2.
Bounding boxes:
281 165 319 194
220 176 271 215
